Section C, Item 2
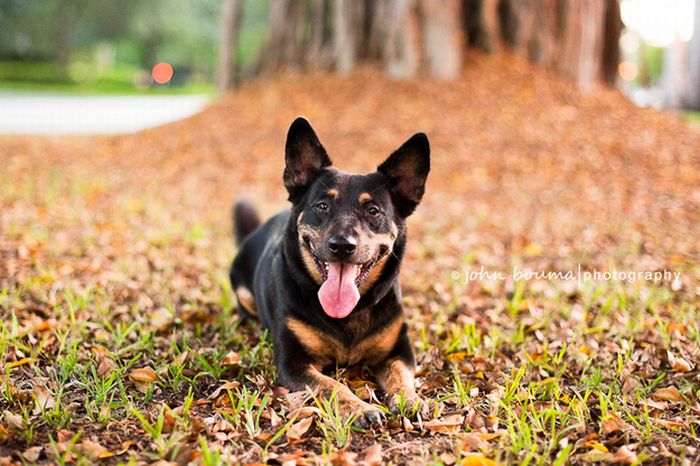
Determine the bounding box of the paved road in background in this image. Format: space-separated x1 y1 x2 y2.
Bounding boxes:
0 91 209 135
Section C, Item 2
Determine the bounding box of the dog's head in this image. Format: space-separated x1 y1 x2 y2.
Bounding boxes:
284 117 430 319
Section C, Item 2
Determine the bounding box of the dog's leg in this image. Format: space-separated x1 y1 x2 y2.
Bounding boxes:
276 332 384 428
373 330 427 418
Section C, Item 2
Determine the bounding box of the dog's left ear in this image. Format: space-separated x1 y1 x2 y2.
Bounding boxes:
284 117 332 202
378 133 430 217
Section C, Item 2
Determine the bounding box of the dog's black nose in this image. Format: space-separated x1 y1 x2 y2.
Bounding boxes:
328 236 356 258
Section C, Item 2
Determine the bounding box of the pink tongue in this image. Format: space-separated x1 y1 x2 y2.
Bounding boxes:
318 263 360 318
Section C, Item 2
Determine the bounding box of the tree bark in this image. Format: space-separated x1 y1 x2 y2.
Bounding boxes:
54 0 73 75
557 0 606 90
251 0 621 88
332 0 357 74
416 0 462 79
217 0 243 94
600 0 621 84
383 0 419 78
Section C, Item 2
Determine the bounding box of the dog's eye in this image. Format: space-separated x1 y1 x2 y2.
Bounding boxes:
367 206 380 216
315 202 329 212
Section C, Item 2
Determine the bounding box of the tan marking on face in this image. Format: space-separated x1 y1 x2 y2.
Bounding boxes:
359 253 390 294
235 286 257 316
300 246 323 284
287 314 403 367
355 225 397 294
377 358 416 397
359 192 373 203
389 221 398 240
327 189 339 198
297 212 324 284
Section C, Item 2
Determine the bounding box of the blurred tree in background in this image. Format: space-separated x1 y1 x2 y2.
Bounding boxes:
241 0 621 90
1 0 699 109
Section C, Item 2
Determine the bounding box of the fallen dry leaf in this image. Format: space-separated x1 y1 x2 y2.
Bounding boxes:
654 419 687 430
609 446 638 464
672 357 692 373
584 441 609 453
2 410 25 430
22 446 42 462
33 384 56 414
423 414 464 434
600 413 630 435
288 406 323 419
461 432 490 452
363 443 383 466
221 351 242 366
330 449 358 466
97 357 117 377
149 307 174 332
129 367 158 383
286 416 313 442
653 387 682 402
80 439 109 459
0 425 10 442
460 453 497 466
6 358 31 369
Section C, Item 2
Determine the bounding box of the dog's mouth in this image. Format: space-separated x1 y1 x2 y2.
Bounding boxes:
303 237 387 319
304 238 383 286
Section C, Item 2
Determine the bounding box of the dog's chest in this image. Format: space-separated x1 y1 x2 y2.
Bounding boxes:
287 314 402 367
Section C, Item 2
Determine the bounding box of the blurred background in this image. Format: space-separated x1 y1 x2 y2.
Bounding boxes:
0 0 698 133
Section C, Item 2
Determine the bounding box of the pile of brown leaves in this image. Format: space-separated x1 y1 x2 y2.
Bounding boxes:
1 52 698 464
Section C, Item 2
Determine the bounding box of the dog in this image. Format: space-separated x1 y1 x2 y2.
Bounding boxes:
229 117 430 427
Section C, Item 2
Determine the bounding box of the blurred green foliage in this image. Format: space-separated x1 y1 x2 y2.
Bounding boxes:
0 0 267 93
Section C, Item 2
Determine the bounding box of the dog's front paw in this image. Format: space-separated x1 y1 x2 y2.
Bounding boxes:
388 391 428 419
349 402 385 429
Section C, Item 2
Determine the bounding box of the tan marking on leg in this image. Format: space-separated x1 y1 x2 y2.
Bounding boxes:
377 358 415 396
359 192 373 204
376 357 424 415
235 286 257 316
304 366 378 416
287 317 345 366
327 189 339 198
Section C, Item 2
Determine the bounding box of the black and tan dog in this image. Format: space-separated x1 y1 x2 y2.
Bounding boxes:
229 117 429 427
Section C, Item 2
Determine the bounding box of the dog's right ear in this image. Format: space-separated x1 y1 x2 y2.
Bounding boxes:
284 117 332 202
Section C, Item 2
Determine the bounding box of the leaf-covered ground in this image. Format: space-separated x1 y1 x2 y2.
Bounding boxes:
1 53 699 465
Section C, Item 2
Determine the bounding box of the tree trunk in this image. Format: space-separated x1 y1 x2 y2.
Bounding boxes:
217 0 243 94
308 0 329 67
417 0 462 79
332 0 358 74
54 0 73 76
556 0 606 90
600 0 621 84
688 0 700 109
252 0 621 88
382 0 419 78
259 0 307 72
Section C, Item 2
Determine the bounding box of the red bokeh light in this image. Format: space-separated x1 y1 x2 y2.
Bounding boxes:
152 62 174 85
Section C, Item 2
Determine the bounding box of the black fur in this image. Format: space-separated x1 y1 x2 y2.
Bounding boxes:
229 117 430 426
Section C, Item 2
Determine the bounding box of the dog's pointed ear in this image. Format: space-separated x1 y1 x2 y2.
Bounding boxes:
284 117 332 201
377 133 430 217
